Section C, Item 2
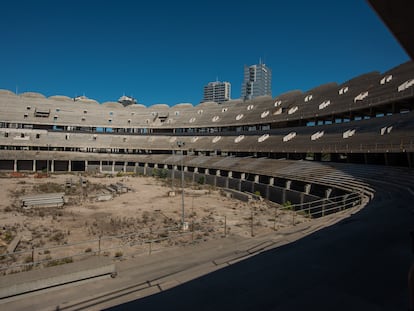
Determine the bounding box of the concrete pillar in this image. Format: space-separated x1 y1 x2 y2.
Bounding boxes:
154 163 158 169
33 160 36 172
99 161 102 173
14 159 17 172
205 168 209 175
194 167 198 173
241 173 246 180
269 177 274 186
325 188 332 198
228 171 232 178
286 180 291 190
144 163 148 175
184 166 188 172
124 162 127 172
254 175 259 183
68 160 72 172
304 184 311 194
51 160 54 173
85 160 88 172
216 169 220 176
111 161 115 173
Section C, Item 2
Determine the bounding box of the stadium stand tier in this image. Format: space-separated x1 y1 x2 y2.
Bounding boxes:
0 61 413 213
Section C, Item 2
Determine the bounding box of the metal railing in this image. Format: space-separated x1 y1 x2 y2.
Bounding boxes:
0 191 366 275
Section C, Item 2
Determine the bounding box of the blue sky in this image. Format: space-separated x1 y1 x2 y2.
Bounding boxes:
0 0 409 106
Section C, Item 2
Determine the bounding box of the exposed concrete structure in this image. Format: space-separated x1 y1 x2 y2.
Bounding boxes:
0 257 116 300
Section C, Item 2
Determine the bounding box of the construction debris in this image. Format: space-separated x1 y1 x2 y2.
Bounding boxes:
20 193 65 209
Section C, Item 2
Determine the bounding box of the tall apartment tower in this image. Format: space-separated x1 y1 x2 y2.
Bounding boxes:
241 62 272 100
202 81 231 103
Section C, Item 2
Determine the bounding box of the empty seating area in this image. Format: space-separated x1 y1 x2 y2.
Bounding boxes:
0 61 413 205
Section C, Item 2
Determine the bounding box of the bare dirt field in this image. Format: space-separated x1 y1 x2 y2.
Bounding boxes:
0 172 309 273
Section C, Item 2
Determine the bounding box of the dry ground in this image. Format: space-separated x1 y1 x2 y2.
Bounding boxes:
0 172 309 273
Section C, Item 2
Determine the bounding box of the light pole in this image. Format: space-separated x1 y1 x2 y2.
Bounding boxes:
177 141 185 229
46 144 50 175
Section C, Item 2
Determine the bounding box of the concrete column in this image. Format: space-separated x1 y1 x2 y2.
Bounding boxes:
241 173 245 180
184 166 188 172
269 177 274 186
216 170 220 176
14 159 17 172
194 167 198 173
286 180 291 190
85 160 88 172
228 171 232 178
33 160 36 172
124 162 127 172
144 163 148 175
111 161 115 173
154 163 158 169
304 184 311 194
68 160 72 172
99 161 102 173
254 175 259 183
325 188 332 198
205 168 209 175
51 160 54 173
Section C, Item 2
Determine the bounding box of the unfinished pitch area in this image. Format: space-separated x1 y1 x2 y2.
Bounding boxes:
0 172 309 274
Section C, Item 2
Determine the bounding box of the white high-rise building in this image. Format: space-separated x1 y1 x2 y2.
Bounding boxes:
202 81 231 103
241 62 272 100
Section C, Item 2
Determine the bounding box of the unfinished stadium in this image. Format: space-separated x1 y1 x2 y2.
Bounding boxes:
0 60 413 214
1 1 414 308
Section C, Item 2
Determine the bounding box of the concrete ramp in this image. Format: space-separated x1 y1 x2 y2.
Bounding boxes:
0 256 116 300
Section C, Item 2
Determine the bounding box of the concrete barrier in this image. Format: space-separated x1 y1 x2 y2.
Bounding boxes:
0 256 116 299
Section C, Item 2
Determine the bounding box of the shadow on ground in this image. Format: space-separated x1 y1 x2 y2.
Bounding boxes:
106 186 414 311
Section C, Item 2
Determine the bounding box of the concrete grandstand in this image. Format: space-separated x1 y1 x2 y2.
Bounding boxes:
0 61 413 206
1 0 414 309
